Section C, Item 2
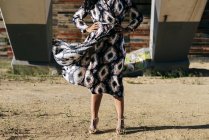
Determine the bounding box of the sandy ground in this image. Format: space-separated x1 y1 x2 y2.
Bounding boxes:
0 60 209 140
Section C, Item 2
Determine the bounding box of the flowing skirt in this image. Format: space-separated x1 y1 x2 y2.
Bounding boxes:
52 26 126 97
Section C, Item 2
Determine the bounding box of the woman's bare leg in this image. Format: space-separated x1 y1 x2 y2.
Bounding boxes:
91 94 103 119
90 94 103 128
114 96 124 119
114 96 125 133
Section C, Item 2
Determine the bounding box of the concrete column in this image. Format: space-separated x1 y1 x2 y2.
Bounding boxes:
149 0 207 70
0 0 58 75
0 0 52 62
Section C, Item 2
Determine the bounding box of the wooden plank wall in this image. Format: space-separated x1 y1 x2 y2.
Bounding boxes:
128 0 151 52
190 1 209 55
53 0 83 42
0 9 12 58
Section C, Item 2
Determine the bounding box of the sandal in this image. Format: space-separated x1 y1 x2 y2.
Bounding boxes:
88 117 99 134
116 117 126 135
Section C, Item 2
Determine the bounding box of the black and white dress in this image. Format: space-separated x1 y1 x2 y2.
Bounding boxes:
52 0 143 97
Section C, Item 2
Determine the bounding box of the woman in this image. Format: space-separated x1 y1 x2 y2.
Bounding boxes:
53 0 143 135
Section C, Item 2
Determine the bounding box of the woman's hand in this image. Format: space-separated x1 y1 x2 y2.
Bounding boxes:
86 22 100 33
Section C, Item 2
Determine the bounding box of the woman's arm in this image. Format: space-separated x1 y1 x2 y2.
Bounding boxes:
114 0 143 33
72 6 89 33
125 0 143 32
72 6 100 33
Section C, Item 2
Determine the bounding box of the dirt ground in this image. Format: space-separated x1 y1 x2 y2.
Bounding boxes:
0 59 209 140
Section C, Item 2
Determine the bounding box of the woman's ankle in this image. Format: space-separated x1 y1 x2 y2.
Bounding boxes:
90 117 99 126
117 117 125 127
91 116 99 120
117 116 125 120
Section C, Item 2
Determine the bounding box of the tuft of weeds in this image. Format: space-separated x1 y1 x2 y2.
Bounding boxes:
0 67 59 83
36 111 49 117
0 112 6 117
0 58 60 82
148 68 204 79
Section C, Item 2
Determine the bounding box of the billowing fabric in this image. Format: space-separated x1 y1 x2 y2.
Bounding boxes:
52 0 143 97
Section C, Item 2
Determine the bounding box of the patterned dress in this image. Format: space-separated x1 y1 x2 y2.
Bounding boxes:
52 0 143 97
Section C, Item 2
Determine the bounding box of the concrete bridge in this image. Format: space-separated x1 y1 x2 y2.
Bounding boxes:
0 0 208 74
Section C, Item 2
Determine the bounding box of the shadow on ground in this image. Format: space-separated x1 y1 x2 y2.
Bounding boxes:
95 124 209 135
125 124 209 134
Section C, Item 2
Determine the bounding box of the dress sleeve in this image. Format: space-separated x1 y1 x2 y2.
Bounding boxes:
72 6 89 33
125 0 143 31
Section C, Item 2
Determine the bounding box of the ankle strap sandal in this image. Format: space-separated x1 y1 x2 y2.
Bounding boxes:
116 118 126 135
89 117 99 134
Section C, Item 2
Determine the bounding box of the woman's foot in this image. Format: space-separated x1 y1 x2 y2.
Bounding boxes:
89 117 99 134
116 118 126 135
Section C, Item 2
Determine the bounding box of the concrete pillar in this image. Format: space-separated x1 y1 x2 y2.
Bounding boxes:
0 0 52 62
149 0 207 71
0 0 57 75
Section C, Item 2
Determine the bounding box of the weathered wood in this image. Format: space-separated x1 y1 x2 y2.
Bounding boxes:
191 0 209 54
